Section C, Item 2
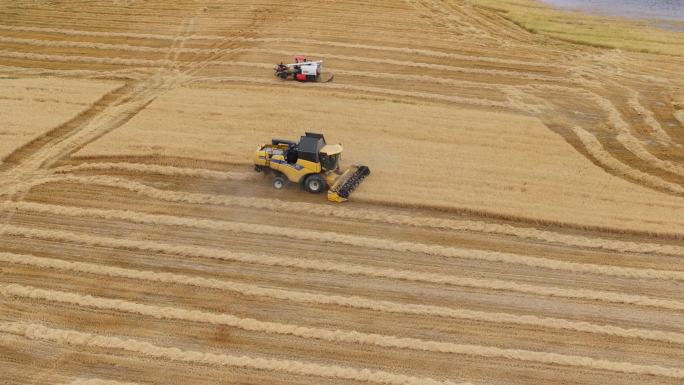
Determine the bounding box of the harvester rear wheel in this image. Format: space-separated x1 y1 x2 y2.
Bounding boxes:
273 176 286 190
304 174 326 194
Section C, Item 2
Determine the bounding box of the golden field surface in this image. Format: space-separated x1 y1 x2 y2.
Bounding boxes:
76 84 684 233
1 1 684 385
0 78 121 161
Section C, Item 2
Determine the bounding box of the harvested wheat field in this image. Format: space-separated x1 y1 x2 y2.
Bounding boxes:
1 1 684 385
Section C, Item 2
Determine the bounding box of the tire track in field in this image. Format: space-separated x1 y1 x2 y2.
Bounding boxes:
597 88 684 177
418 0 537 48
0 20 197 177
55 167 684 256
0 83 134 173
0 34 567 113
0 51 524 110
178 4 279 79
0 64 150 81
50 14 672 187
0 50 168 67
200 61 534 110
199 75 522 108
573 127 684 195
0 1 275 171
243 47 569 82
301 7 683 193
524 83 684 196
3 224 683 310
2 76 170 174
439 0 533 44
0 36 216 54
215 60 523 91
0 6 272 214
67 379 141 385
0 44 558 96
8 198 682 282
4 283 683 378
0 322 469 385
0 50 526 109
404 0 485 40
2 252 683 345
54 162 258 181
0 45 571 83
0 70 175 236
0 23 195 40
190 76 526 110
0 14 208 238
626 90 678 147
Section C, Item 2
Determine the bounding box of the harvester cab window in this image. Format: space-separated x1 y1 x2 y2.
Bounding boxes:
320 153 340 171
285 149 298 164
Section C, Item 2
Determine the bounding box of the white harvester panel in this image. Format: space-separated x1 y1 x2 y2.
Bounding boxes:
287 60 322 74
301 63 319 76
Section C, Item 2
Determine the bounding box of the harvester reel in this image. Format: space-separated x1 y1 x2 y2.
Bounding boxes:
335 165 370 198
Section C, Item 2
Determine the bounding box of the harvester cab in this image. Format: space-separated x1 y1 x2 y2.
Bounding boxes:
254 132 370 202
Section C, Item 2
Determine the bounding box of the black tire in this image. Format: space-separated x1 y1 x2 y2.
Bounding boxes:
304 174 326 194
273 176 286 190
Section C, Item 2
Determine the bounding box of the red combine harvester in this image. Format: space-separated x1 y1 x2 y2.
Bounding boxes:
274 55 333 82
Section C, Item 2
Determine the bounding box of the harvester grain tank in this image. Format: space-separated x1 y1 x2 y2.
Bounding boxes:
254 132 370 202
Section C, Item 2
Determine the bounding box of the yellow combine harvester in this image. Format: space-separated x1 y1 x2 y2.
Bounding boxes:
254 132 370 202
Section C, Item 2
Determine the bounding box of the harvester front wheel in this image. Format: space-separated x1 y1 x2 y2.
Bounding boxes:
273 176 286 190
304 174 326 194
